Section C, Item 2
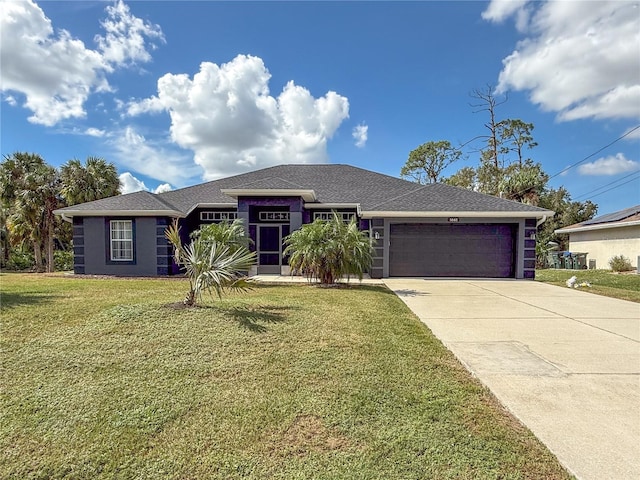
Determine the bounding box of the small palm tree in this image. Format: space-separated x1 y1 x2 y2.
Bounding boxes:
165 220 256 307
284 212 374 285
191 219 253 253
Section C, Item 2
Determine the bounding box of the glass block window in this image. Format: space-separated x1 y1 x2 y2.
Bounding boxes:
259 211 290 222
200 211 237 221
110 220 133 261
313 212 356 222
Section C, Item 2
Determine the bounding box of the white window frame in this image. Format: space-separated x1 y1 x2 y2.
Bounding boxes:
259 211 290 222
313 212 356 222
110 220 133 261
200 211 237 222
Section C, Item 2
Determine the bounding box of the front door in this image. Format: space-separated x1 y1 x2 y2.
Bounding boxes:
258 225 282 274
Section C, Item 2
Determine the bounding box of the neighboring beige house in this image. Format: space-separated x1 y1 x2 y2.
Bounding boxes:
555 205 640 269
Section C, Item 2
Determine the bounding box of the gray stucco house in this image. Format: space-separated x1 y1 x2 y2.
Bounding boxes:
54 164 553 279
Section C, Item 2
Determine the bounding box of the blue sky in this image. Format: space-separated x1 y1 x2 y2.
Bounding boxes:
2 0 639 215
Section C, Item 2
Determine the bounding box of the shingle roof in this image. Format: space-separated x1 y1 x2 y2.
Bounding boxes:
231 176 307 190
56 164 551 217
54 190 182 215
368 182 547 212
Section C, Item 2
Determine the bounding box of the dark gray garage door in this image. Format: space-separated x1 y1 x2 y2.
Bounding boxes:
389 223 516 277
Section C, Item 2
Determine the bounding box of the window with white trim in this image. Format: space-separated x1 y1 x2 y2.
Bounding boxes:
110 220 133 261
200 211 237 222
313 212 356 222
259 211 290 222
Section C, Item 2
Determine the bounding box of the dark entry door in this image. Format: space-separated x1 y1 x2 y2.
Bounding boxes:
258 225 281 274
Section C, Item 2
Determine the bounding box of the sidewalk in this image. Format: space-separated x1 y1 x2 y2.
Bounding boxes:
251 274 384 285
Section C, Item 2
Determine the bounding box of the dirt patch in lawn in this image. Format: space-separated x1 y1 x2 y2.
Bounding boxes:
164 301 190 310
266 414 355 457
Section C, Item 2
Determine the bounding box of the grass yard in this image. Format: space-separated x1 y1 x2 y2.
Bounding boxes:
1 273 571 479
536 268 640 303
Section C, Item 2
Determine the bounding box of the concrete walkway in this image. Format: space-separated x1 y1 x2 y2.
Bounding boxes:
251 274 384 285
384 279 640 480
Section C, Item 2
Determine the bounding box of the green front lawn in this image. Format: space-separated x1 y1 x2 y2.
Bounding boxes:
536 268 640 303
1 274 571 479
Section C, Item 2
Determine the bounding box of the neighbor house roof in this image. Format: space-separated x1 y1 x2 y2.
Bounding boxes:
55 164 553 219
555 205 640 234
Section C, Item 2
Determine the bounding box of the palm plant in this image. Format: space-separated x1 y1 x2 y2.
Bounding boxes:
6 205 42 270
165 220 256 307
0 206 9 267
1 153 59 272
499 161 548 205
284 212 374 285
191 219 253 253
60 156 120 205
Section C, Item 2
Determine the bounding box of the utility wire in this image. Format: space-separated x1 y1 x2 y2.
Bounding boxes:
586 174 640 200
451 124 640 203
573 170 640 200
547 124 640 181
503 124 640 201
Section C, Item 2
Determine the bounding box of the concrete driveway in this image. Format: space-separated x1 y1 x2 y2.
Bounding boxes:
383 279 640 480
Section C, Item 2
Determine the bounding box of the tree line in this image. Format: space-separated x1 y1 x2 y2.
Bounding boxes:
400 85 597 261
0 153 120 272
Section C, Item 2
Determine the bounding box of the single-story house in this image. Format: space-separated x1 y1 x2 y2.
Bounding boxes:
54 164 553 279
555 205 640 270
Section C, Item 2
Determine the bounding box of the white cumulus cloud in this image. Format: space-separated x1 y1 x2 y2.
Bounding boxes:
119 172 147 194
0 0 163 126
85 127 106 137
119 172 173 195
482 0 531 31
95 0 164 66
127 54 350 180
578 153 640 176
4 95 17 107
109 126 200 187
484 0 640 122
154 183 173 194
352 123 368 148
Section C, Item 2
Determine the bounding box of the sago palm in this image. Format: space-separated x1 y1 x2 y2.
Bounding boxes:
284 212 374 285
165 220 256 307
192 219 253 253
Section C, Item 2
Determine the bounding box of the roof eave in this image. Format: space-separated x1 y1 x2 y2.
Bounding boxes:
53 209 185 219
555 219 640 234
184 202 238 216
304 203 362 215
361 210 554 219
221 188 317 202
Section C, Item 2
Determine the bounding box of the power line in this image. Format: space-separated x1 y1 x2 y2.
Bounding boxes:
586 173 640 200
573 170 640 200
547 124 640 180
503 124 640 202
451 124 640 203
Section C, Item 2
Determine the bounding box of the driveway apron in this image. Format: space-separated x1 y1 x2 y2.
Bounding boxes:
384 279 640 480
